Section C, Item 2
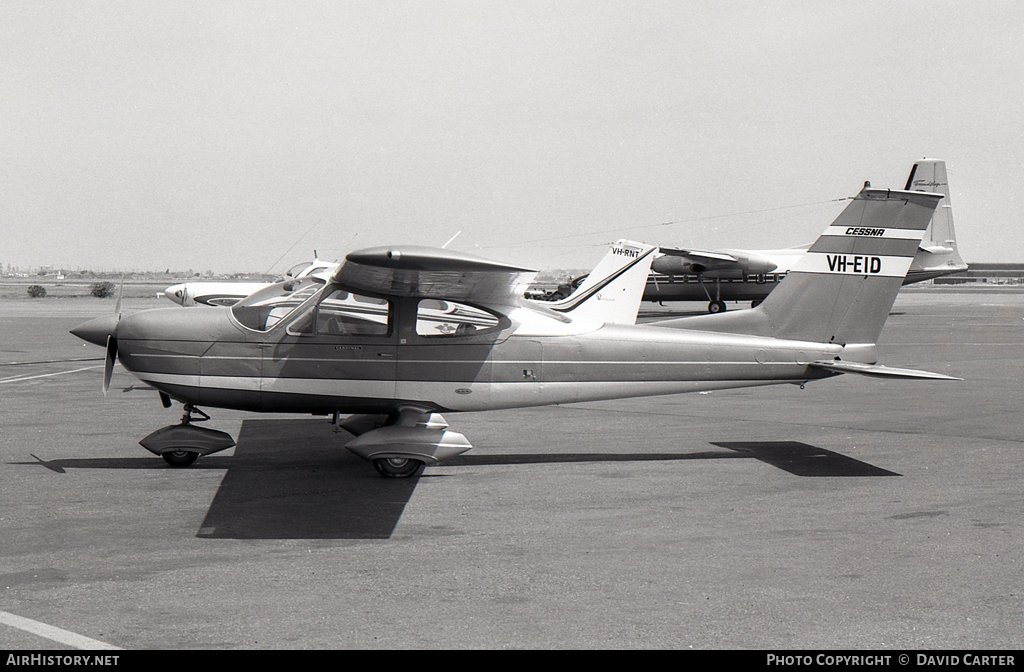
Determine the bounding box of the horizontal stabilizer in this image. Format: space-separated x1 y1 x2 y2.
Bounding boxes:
808 360 960 380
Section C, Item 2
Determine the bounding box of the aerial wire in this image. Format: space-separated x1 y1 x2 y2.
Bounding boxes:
264 218 322 275
478 196 850 250
442 230 462 249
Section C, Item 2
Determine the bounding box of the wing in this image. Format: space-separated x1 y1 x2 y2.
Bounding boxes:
330 246 536 309
652 247 777 276
657 247 739 263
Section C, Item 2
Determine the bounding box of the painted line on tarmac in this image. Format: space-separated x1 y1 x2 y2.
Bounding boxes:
0 365 101 385
0 611 122 650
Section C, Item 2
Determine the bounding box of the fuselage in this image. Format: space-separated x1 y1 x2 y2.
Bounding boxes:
111 280 843 416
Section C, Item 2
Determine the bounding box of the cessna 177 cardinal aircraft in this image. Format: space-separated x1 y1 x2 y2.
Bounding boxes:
644 159 968 312
71 184 956 478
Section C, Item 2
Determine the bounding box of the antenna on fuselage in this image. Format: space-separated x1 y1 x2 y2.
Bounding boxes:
264 218 322 275
442 231 462 249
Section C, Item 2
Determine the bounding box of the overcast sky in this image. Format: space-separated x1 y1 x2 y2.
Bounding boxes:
2 1 1022 273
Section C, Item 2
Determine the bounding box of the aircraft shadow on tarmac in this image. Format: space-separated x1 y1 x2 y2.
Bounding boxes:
12 420 899 540
711 442 901 478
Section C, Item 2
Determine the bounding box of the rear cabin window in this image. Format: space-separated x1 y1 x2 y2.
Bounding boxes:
415 299 500 337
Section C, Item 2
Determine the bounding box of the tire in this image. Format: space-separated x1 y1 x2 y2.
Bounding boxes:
162 450 199 467
708 301 727 314
372 457 424 478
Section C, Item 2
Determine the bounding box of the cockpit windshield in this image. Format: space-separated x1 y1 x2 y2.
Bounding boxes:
230 276 325 331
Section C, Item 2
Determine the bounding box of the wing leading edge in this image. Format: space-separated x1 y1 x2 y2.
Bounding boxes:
331 246 536 308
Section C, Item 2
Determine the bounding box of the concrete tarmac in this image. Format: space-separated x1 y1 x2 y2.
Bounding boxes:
1 289 1021 649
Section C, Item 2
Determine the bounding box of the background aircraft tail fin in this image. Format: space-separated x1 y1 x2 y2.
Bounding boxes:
904 158 968 282
542 240 657 324
655 187 942 345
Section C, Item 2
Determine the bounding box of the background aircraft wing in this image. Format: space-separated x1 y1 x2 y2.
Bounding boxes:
652 247 777 276
331 246 536 308
657 247 740 263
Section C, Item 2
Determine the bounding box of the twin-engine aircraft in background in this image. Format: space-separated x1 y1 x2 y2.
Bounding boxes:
71 183 958 478
644 159 968 312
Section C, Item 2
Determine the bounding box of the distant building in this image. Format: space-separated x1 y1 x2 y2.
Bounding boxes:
934 263 1024 285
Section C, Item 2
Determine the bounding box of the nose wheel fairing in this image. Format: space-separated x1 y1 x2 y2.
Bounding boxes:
139 423 236 458
138 404 236 467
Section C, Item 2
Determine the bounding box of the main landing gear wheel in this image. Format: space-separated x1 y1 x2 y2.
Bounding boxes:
708 300 727 314
162 450 199 467
372 457 424 478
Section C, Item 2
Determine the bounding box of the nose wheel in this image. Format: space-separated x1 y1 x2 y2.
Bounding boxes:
157 406 209 467
162 449 199 467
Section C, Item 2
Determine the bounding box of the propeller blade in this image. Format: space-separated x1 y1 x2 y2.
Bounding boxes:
102 334 117 396
104 276 125 396
114 274 124 318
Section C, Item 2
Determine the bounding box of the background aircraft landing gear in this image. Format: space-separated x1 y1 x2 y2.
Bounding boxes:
372 457 425 478
699 275 727 314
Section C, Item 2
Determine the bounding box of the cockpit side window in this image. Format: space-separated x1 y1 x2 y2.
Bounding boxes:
415 299 500 337
314 289 391 337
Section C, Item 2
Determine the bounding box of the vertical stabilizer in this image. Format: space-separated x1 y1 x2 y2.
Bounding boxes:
654 187 942 345
906 158 955 250
541 240 657 324
763 188 941 344
904 158 967 282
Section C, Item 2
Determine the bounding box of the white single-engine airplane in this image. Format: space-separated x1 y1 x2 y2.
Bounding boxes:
643 159 968 312
72 183 957 478
163 258 337 306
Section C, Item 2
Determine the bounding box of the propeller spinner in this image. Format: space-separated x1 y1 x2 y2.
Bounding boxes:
69 277 124 396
